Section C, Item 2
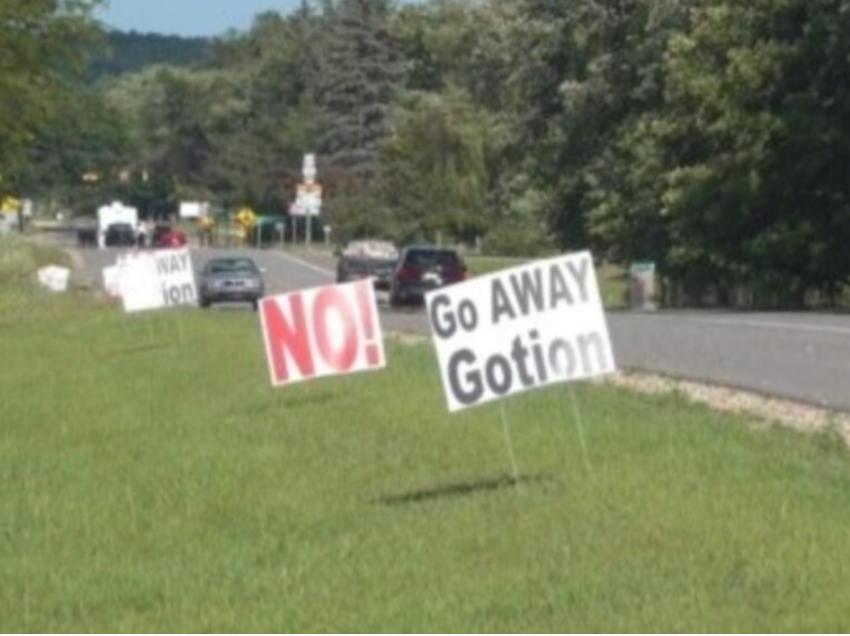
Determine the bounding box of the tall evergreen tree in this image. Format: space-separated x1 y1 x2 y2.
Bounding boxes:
317 0 403 176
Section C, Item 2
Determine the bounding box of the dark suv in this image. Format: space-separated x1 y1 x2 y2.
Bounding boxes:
104 222 137 247
389 246 466 307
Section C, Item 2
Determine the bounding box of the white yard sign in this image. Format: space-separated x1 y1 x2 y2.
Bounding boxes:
179 201 209 219
102 265 122 298
426 251 616 412
118 248 197 313
37 266 70 293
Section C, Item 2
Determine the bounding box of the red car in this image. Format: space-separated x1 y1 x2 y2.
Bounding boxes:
389 246 466 307
151 224 187 248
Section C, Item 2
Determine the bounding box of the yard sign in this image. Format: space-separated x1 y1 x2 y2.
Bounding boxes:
118 248 197 313
426 251 616 412
259 279 386 386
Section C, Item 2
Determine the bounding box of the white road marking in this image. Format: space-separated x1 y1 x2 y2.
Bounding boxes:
267 251 335 278
693 317 850 336
629 313 850 337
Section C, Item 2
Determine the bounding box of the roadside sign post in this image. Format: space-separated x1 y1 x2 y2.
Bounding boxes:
628 261 657 311
500 403 521 490
303 154 316 182
295 182 322 248
294 154 322 250
425 251 617 479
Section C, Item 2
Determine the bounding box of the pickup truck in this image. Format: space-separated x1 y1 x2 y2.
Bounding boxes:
335 240 398 290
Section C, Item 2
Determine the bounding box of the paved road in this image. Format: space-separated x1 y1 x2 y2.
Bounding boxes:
61 236 850 413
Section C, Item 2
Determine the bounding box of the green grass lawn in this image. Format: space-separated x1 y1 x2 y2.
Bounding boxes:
1 237 850 631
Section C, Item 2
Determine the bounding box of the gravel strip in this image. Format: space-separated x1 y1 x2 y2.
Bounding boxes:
604 372 850 447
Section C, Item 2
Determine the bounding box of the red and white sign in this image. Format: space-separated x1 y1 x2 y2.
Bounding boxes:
259 280 386 386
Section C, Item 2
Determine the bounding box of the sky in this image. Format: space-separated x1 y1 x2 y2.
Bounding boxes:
97 0 419 38
97 0 311 38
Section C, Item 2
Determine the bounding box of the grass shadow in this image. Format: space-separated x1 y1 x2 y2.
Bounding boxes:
99 343 171 358
376 473 549 507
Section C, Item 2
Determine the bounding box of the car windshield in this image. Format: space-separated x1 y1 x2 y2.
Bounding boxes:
405 249 459 268
343 240 397 258
206 259 259 275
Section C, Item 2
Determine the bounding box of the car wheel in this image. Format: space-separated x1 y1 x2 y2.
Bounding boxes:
251 299 259 311
199 298 211 309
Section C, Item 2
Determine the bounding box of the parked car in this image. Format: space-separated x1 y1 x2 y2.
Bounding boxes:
198 257 265 309
74 218 98 247
389 246 467 307
151 224 187 248
104 222 137 248
336 240 398 290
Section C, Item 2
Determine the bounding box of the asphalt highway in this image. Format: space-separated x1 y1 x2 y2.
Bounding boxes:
63 239 850 412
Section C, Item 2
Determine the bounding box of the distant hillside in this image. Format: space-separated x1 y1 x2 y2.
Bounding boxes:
87 31 212 82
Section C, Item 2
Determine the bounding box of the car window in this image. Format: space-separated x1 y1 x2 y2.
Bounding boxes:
206 259 259 275
405 249 459 268
343 240 396 258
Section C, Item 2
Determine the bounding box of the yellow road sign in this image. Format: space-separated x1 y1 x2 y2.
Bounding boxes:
1 196 20 214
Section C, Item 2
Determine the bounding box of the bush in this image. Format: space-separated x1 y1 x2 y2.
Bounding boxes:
481 218 553 257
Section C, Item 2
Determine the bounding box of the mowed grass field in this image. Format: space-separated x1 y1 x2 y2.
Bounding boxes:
2 238 850 632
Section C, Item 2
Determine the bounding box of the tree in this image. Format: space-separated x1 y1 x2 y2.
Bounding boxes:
85 31 212 83
317 0 403 175
517 0 850 306
105 9 326 212
379 89 491 244
0 0 103 187
104 65 216 208
204 10 322 210
19 88 131 211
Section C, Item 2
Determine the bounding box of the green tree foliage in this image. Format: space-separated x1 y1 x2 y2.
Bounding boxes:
317 0 403 174
310 0 404 239
21 89 130 199
12 0 850 307
104 66 215 206
204 11 321 210
385 0 527 247
86 31 212 83
103 10 323 213
517 0 850 306
379 89 490 244
0 0 102 186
